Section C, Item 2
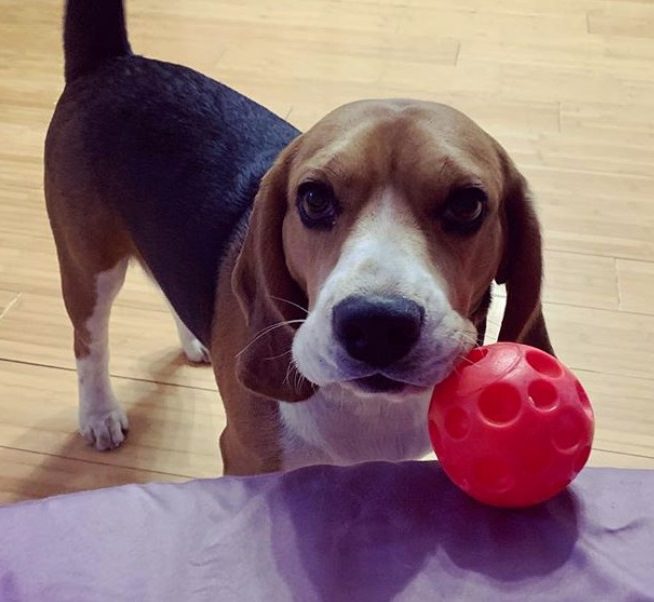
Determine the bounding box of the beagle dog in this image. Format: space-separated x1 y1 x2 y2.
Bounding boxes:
46 1 553 475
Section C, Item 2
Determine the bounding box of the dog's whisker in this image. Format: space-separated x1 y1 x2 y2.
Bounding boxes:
265 349 294 362
281 355 303 394
295 368 305 395
269 296 309 316
283 358 295 388
236 319 306 358
290 357 305 395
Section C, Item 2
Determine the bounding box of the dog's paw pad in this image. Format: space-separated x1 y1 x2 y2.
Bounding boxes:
182 339 211 364
80 408 129 451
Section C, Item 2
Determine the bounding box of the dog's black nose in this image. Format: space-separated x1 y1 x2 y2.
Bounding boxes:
332 295 424 368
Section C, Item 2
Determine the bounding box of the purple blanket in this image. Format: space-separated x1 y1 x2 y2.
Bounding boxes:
0 461 652 601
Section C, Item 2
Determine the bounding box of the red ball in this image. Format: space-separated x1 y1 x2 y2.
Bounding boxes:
428 343 594 508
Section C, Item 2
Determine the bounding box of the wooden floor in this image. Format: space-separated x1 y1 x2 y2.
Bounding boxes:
1 0 653 504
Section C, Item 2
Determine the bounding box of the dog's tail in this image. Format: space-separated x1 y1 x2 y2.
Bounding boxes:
63 0 132 83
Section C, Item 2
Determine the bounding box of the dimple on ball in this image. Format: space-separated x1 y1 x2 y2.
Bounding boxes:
428 343 594 508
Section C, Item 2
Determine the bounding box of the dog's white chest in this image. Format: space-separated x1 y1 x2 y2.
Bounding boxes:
278 386 432 471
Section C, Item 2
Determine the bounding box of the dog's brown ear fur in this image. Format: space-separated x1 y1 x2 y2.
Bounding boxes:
495 154 554 355
232 138 317 402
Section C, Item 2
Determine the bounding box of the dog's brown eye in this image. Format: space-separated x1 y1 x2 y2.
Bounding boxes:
297 181 339 229
442 187 488 234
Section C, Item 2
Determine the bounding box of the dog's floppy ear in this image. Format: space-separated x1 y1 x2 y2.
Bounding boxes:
232 138 317 402
495 154 554 355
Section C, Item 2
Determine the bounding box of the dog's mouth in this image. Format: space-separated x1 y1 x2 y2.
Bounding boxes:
356 374 405 392
351 374 427 395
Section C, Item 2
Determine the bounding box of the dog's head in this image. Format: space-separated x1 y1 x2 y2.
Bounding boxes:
234 100 552 402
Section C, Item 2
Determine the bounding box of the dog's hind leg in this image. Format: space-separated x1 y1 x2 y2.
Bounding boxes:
135 270 211 364
47 193 132 451
170 307 211 364
58 252 130 451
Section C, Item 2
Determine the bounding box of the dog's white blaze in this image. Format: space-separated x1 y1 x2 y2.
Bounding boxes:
293 188 466 388
77 260 128 450
283 189 468 469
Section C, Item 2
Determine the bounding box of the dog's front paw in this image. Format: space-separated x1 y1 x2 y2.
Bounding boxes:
182 338 211 364
80 407 129 451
